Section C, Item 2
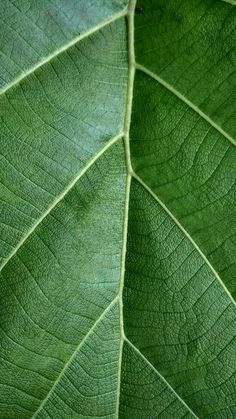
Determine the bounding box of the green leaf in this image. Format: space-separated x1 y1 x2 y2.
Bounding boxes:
0 0 235 417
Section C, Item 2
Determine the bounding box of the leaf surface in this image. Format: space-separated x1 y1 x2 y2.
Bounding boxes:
0 0 236 417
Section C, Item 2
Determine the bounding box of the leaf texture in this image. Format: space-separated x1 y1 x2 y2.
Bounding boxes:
0 0 236 418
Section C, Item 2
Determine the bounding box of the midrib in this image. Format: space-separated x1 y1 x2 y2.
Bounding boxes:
114 0 136 415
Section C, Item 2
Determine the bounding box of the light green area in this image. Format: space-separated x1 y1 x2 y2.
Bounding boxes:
0 0 127 88
0 142 126 418
0 0 235 417
0 17 128 266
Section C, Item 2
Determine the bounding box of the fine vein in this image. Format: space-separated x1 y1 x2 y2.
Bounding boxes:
135 63 236 146
133 172 236 308
3 0 235 417
32 297 119 418
125 337 199 419
0 8 127 97
0 132 123 273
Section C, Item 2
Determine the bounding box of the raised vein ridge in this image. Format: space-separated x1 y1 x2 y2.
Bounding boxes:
32 297 119 418
118 0 204 417
135 63 236 147
0 9 127 97
0 133 123 273
125 337 199 419
132 172 236 308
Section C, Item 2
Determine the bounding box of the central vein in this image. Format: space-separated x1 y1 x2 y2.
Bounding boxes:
115 0 136 416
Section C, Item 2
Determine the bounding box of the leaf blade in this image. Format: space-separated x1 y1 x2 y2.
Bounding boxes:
123 178 236 417
120 339 197 419
1 0 236 417
33 299 121 419
130 69 236 300
0 141 126 417
0 0 128 89
134 0 236 138
0 18 128 266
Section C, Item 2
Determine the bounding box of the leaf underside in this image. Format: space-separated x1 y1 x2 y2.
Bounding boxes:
0 0 236 418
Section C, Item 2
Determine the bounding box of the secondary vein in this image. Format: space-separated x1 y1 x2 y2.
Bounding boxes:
135 63 236 147
0 9 128 97
132 171 236 308
31 297 119 418
125 337 199 419
0 132 123 273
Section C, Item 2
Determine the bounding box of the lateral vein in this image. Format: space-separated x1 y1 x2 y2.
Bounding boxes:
132 172 236 307
135 63 236 147
0 132 123 273
125 337 199 419
0 8 128 97
32 297 119 418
